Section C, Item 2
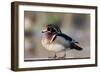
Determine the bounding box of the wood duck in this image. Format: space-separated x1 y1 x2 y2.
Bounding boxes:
41 24 83 59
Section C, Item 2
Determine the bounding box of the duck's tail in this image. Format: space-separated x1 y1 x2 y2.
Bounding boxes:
71 43 83 50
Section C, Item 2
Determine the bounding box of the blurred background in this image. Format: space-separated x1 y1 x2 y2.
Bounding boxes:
24 11 90 61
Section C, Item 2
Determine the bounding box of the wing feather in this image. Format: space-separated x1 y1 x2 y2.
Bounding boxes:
54 35 70 48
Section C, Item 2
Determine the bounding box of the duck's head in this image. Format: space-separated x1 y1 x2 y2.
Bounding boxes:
42 24 62 35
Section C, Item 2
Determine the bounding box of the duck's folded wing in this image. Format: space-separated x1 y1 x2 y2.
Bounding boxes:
57 33 79 44
54 35 70 48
